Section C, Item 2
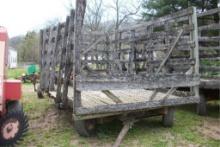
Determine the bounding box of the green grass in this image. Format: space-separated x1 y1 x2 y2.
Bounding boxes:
19 84 220 147
7 68 26 79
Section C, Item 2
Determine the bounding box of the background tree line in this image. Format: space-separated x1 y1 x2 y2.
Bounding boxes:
9 31 39 63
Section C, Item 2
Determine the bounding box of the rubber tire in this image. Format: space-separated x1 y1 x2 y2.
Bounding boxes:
7 101 23 112
197 93 207 116
0 104 28 146
74 119 96 137
37 86 44 99
162 107 175 127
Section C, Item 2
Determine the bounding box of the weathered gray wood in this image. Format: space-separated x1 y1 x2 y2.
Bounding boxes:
156 29 183 74
73 0 87 112
62 16 71 107
56 23 67 102
200 79 220 89
75 96 199 115
102 90 122 104
197 7 220 18
200 66 220 72
39 30 45 90
113 120 135 147
190 7 200 99
200 46 220 51
199 36 220 42
119 7 194 33
198 23 220 31
76 75 200 91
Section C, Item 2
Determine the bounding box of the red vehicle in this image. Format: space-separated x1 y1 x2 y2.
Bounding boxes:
0 26 28 146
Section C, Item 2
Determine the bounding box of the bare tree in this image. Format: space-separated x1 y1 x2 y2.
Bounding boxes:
105 0 141 50
85 0 103 32
107 0 141 32
65 0 104 32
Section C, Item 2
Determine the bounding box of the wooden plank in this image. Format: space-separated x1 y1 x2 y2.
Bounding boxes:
76 75 200 91
200 66 220 72
156 29 183 74
39 30 45 90
190 7 200 99
56 23 66 102
199 23 220 31
102 90 123 103
119 7 193 33
62 10 75 108
73 0 87 112
197 7 220 18
199 36 220 42
200 46 220 51
75 96 199 115
200 78 220 89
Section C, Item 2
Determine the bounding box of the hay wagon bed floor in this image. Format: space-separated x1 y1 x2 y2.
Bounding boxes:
50 88 178 107
49 86 196 109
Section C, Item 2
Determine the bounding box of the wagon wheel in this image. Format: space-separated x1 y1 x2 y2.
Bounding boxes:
162 107 175 127
74 119 96 137
0 103 28 146
197 92 207 115
37 85 44 99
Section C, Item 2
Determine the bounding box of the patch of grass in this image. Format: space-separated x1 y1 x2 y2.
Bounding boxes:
19 84 220 147
7 68 26 79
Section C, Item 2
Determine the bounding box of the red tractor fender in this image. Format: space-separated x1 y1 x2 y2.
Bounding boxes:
4 80 22 101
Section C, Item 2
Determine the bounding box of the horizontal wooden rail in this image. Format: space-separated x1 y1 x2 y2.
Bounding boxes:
76 74 200 91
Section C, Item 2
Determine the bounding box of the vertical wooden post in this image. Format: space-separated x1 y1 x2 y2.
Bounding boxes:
105 34 111 75
128 30 135 74
62 10 75 108
39 30 45 90
49 26 59 91
190 7 199 98
56 23 67 103
73 0 87 113
44 28 51 91
147 25 154 73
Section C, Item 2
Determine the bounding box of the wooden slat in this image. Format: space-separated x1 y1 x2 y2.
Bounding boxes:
197 7 220 18
200 66 220 72
73 0 87 112
200 46 220 51
102 90 123 104
199 23 220 31
199 36 220 42
76 74 200 91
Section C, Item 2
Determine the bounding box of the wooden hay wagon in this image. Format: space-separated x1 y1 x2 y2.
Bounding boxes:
37 0 200 141
196 8 220 115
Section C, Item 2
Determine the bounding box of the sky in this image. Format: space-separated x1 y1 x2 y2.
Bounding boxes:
0 0 71 38
0 0 139 38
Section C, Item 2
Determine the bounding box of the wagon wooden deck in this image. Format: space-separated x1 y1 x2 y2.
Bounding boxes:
49 86 197 119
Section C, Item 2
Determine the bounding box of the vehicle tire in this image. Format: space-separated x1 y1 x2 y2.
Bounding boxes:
22 76 27 83
197 93 207 115
74 119 96 137
162 107 175 127
37 86 44 99
7 101 23 112
0 105 28 146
